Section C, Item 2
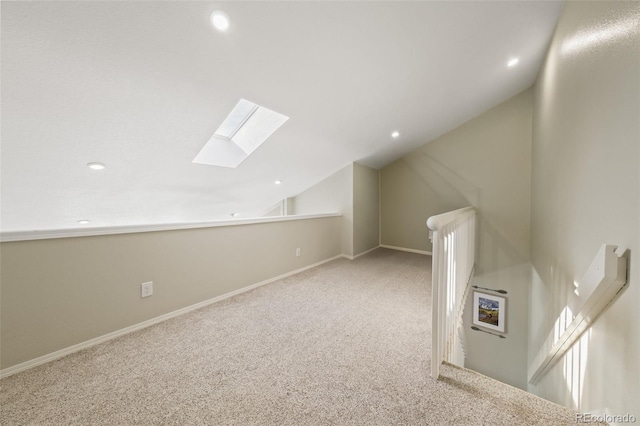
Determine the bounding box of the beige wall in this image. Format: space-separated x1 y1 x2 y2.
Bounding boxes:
294 164 354 257
0 216 341 369
380 159 436 252
528 0 640 419
353 163 380 256
380 89 533 388
380 90 532 265
294 163 380 258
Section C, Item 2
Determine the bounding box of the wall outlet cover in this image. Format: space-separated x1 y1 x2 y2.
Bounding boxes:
141 281 153 298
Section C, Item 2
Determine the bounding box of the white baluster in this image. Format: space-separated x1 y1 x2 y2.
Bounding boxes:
427 207 476 378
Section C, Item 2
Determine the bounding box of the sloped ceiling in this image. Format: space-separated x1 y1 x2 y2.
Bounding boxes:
1 1 564 231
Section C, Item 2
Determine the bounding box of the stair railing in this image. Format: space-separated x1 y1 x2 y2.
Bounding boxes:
427 206 476 379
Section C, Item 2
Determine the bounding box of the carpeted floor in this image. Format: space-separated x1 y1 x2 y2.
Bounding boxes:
1 248 581 425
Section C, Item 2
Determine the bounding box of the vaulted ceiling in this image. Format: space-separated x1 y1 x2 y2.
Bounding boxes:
1 1 564 231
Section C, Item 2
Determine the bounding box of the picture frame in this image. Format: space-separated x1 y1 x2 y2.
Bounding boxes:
472 291 506 333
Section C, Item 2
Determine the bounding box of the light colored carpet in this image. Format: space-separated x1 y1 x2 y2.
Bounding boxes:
1 248 581 425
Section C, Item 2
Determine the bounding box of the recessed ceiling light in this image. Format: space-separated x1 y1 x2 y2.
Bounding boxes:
210 10 230 31
391 131 400 139
507 58 519 67
274 180 282 185
87 162 105 170
77 220 91 225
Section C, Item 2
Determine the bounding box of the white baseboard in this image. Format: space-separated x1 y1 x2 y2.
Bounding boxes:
380 244 432 256
342 245 380 260
0 254 343 379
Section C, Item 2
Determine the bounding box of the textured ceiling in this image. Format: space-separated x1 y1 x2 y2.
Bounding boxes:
1 1 564 231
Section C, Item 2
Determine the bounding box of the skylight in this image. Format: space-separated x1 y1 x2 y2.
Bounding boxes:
193 99 289 168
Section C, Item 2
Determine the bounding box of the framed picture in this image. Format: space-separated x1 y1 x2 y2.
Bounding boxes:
473 291 506 333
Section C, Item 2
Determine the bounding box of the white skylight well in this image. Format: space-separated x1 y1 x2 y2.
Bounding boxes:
193 99 289 168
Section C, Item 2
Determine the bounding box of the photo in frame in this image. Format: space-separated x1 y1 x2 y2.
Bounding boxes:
472 291 506 333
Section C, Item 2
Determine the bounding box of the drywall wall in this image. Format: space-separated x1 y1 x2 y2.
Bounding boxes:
528 1 639 420
380 89 532 263
380 159 435 252
284 198 294 216
294 164 354 257
293 163 380 258
0 216 341 369
353 163 380 256
380 88 533 388
262 202 283 217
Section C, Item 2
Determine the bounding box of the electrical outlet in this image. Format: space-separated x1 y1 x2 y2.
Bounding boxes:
296 248 301 257
141 281 153 298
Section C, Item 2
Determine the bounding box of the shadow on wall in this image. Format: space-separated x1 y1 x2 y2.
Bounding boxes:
553 307 593 411
400 148 532 389
528 263 576 366
404 151 528 274
476 217 528 274
563 329 592 410
530 304 595 411
529 250 632 412
404 152 478 209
